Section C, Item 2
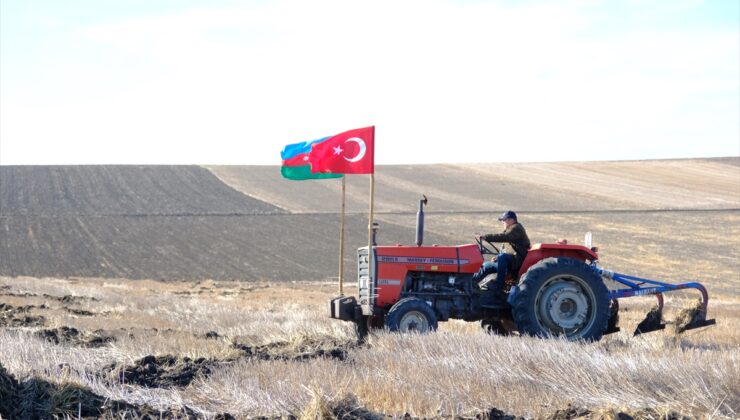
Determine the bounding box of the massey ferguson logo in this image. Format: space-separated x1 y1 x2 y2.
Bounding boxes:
377 255 469 265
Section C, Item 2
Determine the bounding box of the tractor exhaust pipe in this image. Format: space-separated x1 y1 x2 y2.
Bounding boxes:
415 195 428 246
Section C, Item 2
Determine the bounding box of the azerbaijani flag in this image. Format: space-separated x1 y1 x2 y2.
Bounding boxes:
280 138 343 180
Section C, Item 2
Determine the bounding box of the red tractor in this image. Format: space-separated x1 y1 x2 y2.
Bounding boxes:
329 197 714 340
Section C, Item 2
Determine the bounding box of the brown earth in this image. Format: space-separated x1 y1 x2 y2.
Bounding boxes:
0 165 283 216
0 360 204 419
206 157 740 213
35 326 115 347
102 339 350 389
1 159 738 282
0 303 45 328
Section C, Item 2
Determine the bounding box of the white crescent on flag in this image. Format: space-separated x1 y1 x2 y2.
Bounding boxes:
343 137 366 162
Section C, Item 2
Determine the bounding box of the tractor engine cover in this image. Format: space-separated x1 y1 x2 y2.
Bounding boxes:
374 244 484 307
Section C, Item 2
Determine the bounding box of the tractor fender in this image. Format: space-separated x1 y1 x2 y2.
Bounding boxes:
518 244 598 277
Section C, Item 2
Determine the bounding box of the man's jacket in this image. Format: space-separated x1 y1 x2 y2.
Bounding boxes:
483 222 531 268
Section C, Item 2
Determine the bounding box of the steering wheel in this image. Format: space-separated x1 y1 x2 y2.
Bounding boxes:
475 235 500 255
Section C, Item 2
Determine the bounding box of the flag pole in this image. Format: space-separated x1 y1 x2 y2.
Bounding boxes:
366 126 376 307
338 176 346 295
367 173 375 306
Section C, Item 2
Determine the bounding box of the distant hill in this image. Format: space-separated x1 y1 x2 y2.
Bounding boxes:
206 157 740 213
0 165 283 216
0 158 738 281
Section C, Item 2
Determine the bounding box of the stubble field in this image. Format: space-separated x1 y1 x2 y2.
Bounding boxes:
0 159 738 418
1 275 738 419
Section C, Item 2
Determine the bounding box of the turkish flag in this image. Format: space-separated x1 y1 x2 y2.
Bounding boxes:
308 126 375 174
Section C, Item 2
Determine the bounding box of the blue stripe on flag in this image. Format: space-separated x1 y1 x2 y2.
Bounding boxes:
280 136 330 160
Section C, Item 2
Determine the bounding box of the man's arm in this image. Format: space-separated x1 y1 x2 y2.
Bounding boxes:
483 225 524 243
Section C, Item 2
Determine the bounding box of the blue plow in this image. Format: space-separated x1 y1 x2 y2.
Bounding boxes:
592 266 716 336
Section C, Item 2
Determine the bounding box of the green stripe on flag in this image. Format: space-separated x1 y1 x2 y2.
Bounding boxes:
281 165 343 180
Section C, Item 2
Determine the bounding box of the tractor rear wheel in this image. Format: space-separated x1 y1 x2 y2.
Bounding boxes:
512 257 610 341
385 297 437 333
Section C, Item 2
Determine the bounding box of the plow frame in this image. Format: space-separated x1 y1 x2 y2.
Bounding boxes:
593 265 716 332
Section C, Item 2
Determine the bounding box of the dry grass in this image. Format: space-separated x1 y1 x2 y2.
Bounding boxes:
0 276 738 419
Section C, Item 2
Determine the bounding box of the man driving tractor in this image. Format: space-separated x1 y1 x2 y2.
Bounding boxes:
473 210 531 297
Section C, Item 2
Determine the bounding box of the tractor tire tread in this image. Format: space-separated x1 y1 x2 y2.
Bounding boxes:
513 257 610 341
385 297 438 333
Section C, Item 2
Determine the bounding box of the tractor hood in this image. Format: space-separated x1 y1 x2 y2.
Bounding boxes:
374 243 484 274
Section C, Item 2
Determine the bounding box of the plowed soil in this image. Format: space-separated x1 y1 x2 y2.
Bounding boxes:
102 340 350 389
35 326 115 347
104 354 214 388
206 157 740 213
0 361 201 419
1 159 738 282
0 303 45 328
0 165 283 216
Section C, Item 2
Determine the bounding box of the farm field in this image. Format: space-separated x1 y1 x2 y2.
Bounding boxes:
1 277 738 418
206 157 740 213
2 159 739 282
0 158 739 418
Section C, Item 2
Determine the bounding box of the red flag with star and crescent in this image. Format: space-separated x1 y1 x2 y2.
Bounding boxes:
308 126 375 174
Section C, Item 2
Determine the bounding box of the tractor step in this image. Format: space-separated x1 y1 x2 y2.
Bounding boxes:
481 303 509 310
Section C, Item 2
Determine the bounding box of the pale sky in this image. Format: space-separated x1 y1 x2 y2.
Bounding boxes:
1 0 738 165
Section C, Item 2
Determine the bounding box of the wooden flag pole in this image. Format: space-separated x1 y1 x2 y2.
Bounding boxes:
366 125 377 307
367 172 375 305
338 176 346 295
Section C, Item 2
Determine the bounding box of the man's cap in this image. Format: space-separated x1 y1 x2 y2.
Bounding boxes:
498 210 517 221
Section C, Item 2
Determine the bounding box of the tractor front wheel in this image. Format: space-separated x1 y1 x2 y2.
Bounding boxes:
512 257 610 341
385 298 438 333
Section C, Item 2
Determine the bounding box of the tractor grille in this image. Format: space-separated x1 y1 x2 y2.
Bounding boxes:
357 247 374 306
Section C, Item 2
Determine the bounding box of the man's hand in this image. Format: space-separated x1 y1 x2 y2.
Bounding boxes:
490 255 498 263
